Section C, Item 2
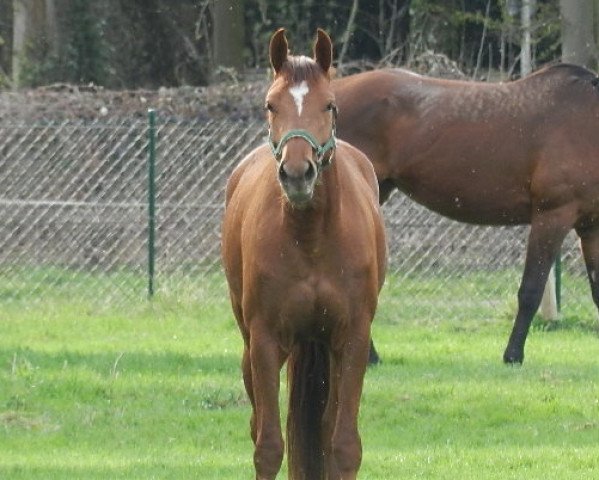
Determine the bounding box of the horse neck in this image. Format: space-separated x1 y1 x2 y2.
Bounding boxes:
282 165 340 248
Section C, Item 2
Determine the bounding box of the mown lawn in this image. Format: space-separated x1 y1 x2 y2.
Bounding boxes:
1 272 598 479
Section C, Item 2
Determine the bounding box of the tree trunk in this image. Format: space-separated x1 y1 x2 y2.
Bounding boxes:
12 0 59 87
44 0 58 57
212 0 245 78
595 0 599 54
338 0 359 67
520 0 535 76
560 0 595 68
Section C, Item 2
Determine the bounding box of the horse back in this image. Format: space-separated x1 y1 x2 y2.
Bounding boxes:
332 64 599 225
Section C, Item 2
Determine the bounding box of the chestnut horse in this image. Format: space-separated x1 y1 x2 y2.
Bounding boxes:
332 64 599 364
221 29 386 479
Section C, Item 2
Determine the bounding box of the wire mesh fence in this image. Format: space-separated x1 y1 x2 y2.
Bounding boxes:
0 117 596 324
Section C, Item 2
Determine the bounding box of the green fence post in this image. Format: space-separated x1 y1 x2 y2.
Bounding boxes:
147 109 157 299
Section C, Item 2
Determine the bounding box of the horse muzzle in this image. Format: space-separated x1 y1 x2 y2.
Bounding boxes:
278 157 318 206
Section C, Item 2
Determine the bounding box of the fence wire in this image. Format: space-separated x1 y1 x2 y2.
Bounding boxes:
0 118 595 324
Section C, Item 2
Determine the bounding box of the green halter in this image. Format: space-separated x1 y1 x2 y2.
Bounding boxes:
268 113 337 169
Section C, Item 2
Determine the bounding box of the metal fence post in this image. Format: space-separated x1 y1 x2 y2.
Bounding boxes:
147 109 157 298
555 253 562 312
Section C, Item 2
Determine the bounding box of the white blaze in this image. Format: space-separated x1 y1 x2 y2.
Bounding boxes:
289 81 309 116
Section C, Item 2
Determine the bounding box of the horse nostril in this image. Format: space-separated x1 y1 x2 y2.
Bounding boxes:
278 162 289 182
304 161 316 181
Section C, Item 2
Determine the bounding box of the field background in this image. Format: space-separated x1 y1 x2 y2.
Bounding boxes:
1 118 598 479
1 272 598 479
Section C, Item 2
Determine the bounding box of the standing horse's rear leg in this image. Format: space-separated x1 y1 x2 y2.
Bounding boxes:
503 208 574 364
249 329 286 480
575 226 599 312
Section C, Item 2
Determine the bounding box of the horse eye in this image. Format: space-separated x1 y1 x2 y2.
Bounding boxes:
265 102 275 113
326 102 337 113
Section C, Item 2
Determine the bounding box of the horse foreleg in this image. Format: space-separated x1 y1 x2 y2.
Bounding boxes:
576 226 599 313
241 346 258 444
249 330 285 480
232 300 258 444
329 325 371 480
503 208 572 364
323 355 340 479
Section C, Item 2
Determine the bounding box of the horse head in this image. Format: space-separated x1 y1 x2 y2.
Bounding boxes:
267 28 337 207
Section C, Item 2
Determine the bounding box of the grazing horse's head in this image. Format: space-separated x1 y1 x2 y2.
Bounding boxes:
267 28 337 207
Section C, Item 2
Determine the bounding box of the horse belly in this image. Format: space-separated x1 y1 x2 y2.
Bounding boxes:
418 189 531 225
398 156 532 225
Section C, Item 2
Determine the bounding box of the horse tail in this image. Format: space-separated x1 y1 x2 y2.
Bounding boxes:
287 340 329 480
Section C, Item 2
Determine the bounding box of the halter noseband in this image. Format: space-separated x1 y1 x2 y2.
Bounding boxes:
268 108 337 169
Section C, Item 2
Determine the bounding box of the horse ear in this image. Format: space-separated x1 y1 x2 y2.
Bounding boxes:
269 28 288 75
314 29 333 75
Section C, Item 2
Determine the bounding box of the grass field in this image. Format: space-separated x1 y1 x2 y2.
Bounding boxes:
1 272 599 479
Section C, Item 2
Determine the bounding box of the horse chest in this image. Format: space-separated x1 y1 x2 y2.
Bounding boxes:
268 269 352 336
249 223 373 335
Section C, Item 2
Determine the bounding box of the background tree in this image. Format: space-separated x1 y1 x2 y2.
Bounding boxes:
520 0 535 75
11 0 59 86
560 0 596 68
212 0 245 79
0 0 579 89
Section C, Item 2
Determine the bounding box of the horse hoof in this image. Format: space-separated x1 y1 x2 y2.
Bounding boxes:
368 348 380 366
503 350 524 365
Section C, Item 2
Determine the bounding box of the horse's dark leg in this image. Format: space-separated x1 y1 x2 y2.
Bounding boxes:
367 339 380 365
378 178 397 204
503 209 573 364
575 226 599 311
249 330 285 480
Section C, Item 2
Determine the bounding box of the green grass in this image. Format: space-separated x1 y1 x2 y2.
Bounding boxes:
1 272 599 479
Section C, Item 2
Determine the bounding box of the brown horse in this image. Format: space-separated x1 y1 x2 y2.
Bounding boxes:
332 63 599 364
221 29 386 479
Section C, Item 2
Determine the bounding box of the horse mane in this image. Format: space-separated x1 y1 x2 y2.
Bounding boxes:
279 55 326 83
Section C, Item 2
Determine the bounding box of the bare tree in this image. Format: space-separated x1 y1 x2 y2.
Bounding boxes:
595 0 599 53
520 0 535 76
11 0 59 87
338 0 359 68
212 0 245 80
44 0 58 57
